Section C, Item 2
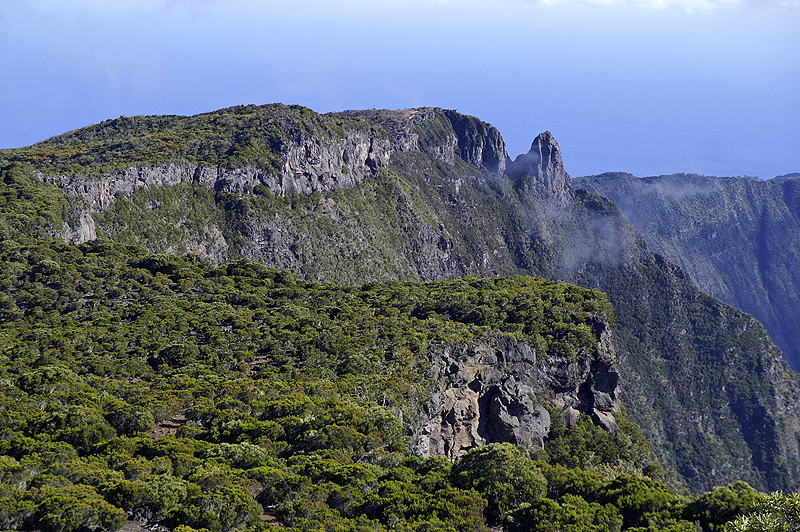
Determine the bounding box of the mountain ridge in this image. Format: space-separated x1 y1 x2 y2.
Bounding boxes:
575 171 800 372
3 104 800 494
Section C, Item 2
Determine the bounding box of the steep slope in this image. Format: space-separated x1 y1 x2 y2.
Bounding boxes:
4 105 800 493
575 173 800 372
0 233 651 531
0 228 764 532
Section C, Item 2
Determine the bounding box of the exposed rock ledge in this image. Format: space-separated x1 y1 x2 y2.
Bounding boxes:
37 108 508 218
62 211 97 245
409 318 620 459
37 126 395 214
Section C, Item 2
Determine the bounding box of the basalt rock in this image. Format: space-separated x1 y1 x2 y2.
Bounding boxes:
36 107 507 222
410 318 619 459
506 131 573 205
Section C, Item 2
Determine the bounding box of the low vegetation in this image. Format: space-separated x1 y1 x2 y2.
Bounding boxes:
0 161 773 532
0 104 368 176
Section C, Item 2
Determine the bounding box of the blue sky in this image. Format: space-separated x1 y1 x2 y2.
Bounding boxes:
1 0 798 178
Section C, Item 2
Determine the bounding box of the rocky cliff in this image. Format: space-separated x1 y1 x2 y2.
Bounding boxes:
412 323 619 459
33 106 507 218
38 131 393 211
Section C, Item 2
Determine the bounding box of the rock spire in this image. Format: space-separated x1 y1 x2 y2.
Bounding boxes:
507 131 573 204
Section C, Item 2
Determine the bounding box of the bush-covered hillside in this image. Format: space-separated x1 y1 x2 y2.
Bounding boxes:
1 104 369 177
576 172 800 373
0 162 769 532
5 103 800 497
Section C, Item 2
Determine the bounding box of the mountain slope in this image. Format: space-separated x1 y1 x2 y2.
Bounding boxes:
4 104 800 493
575 172 800 372
0 230 763 532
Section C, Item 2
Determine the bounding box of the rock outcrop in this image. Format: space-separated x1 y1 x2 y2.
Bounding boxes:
36 107 507 220
443 110 507 176
506 131 573 204
63 211 97 244
336 108 508 178
40 163 199 213
410 319 620 459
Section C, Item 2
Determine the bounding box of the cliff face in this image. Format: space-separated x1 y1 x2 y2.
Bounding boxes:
576 172 800 372
412 322 619 459
35 107 507 218
443 109 507 176
36 136 386 215
39 163 199 213
506 131 573 205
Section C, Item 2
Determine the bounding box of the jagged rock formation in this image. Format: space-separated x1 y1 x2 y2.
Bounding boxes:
411 321 619 459
411 338 552 459
542 319 620 434
506 131 573 204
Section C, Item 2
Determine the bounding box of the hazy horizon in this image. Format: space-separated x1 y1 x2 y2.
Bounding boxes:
2 0 798 179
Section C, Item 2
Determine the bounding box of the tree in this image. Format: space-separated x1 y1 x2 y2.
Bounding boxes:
504 494 623 532
726 493 800 532
683 481 760 531
450 443 547 523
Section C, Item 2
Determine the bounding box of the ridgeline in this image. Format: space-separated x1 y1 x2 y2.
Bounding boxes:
2 104 799 531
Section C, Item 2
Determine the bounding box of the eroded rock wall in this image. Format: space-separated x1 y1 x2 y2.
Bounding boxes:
36 108 508 254
410 319 620 459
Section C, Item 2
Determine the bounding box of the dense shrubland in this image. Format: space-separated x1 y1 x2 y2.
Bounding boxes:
0 148 781 531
